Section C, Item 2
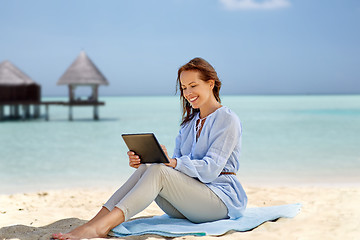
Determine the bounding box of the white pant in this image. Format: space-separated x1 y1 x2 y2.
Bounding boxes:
103 164 228 223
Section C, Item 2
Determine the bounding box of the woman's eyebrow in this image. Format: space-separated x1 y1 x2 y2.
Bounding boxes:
182 82 196 86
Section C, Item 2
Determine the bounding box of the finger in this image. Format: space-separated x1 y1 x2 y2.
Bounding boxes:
129 162 137 168
130 158 141 165
160 145 167 152
129 153 139 158
130 162 141 168
130 158 141 163
127 151 135 156
129 156 140 161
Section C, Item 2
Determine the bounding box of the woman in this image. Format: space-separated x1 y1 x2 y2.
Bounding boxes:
52 57 247 240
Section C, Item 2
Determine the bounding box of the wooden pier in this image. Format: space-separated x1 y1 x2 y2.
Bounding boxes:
63 101 105 121
1 52 109 122
0 101 104 121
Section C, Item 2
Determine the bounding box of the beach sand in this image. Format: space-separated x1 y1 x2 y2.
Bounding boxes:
1 186 359 240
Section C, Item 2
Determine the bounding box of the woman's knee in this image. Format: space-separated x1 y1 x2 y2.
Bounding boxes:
134 163 150 175
138 163 149 171
144 164 176 181
146 164 170 174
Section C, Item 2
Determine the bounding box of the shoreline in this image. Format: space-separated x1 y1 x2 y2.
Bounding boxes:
2 174 360 195
1 185 360 239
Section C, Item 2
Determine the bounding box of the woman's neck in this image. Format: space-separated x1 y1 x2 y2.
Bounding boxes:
199 100 222 119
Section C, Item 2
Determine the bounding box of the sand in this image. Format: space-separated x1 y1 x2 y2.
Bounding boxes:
1 185 360 240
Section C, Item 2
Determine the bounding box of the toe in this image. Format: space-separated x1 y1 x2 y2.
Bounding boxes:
51 233 63 239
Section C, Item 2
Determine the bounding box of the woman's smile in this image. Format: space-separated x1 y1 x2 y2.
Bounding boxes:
188 96 199 103
180 71 215 111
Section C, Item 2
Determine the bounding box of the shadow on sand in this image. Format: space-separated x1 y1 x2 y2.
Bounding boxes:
0 217 173 240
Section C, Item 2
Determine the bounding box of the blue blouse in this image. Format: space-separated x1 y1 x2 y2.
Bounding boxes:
173 106 247 219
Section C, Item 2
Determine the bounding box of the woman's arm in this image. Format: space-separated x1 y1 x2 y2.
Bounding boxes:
175 114 241 183
172 129 182 159
160 145 177 168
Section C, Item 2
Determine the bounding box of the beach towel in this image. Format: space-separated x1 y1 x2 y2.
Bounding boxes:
111 203 301 237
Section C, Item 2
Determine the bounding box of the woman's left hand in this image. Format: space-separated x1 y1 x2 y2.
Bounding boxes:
160 144 177 168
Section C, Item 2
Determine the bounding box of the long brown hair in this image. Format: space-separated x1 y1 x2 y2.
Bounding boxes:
176 57 222 126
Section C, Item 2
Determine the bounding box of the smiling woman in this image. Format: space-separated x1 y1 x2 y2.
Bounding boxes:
176 57 222 124
52 57 247 239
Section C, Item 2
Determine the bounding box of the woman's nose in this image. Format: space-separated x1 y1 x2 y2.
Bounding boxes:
184 89 191 97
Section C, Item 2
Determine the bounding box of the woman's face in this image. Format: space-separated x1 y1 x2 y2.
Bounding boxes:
180 70 214 110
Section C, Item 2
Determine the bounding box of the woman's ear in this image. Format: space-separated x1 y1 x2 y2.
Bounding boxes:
209 80 215 90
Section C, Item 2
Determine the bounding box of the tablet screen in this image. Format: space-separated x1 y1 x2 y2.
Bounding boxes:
122 133 170 164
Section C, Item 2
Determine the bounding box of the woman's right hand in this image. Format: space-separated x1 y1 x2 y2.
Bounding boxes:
128 151 142 169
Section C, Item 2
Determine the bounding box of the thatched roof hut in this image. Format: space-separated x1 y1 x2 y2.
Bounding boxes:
57 51 108 102
0 60 40 102
57 51 108 85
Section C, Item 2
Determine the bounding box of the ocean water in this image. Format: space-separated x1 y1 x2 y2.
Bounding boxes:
0 95 359 193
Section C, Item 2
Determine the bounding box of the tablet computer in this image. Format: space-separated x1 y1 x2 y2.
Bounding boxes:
121 133 170 164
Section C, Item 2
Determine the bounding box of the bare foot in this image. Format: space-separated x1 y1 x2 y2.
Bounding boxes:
57 224 107 239
52 223 87 239
51 233 64 239
52 207 123 239
52 223 107 239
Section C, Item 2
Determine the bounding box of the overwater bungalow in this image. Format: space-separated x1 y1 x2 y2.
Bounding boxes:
57 51 109 120
0 52 108 122
0 60 42 120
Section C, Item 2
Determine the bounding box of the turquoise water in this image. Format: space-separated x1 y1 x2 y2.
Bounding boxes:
1 95 360 193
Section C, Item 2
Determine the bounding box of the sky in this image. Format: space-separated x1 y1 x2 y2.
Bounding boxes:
1 0 359 96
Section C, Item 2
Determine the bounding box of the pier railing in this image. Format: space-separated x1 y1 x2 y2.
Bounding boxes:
0 101 105 121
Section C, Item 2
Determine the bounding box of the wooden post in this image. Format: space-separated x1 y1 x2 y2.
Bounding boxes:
14 105 20 118
93 105 99 120
10 105 14 118
69 105 73 121
45 105 49 121
92 85 99 102
25 105 31 118
34 105 40 118
22 105 26 120
69 85 75 102
0 105 4 121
